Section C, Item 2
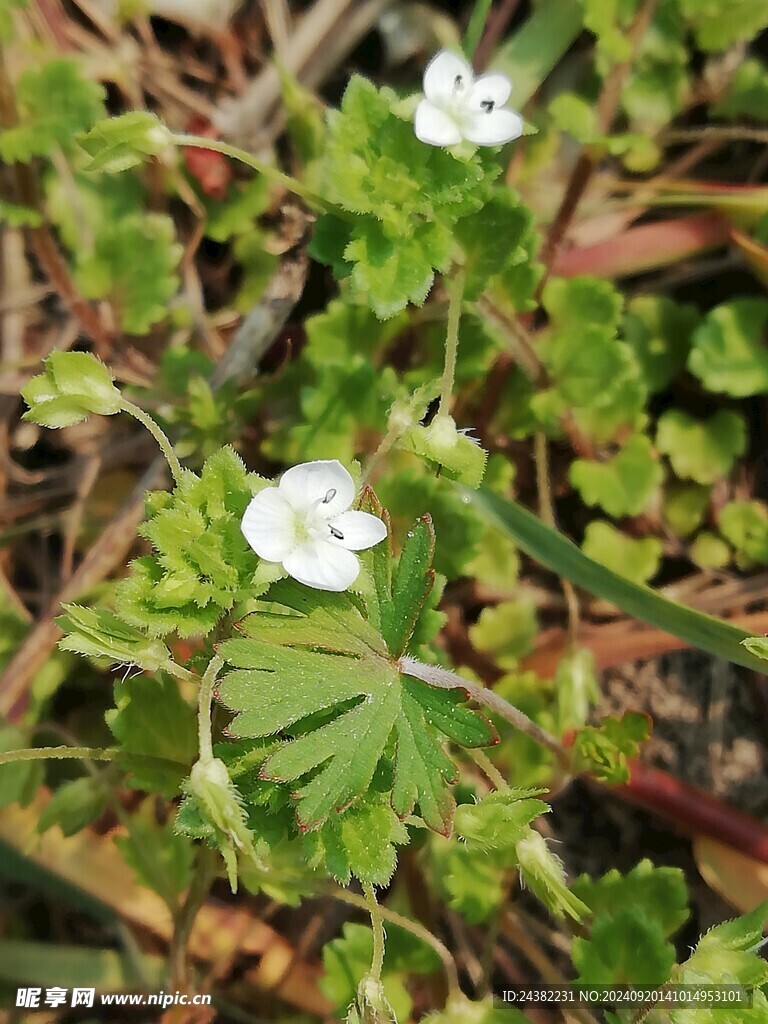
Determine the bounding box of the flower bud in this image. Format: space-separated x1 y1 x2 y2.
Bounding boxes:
346 976 397 1024
22 352 122 428
515 829 589 922
401 414 487 488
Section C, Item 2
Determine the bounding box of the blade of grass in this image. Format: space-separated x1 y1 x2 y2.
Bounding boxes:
466 487 768 674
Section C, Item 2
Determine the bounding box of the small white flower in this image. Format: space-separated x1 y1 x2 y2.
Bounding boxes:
241 460 387 592
414 49 523 148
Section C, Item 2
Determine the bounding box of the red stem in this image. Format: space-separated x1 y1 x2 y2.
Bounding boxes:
608 760 768 865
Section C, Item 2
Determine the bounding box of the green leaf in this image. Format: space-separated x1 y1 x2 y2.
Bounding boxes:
572 859 689 937
622 295 699 392
56 605 172 671
382 515 435 658
690 531 731 569
312 794 409 885
688 299 768 397
217 580 493 831
719 500 768 567
75 212 182 335
582 521 662 585
573 910 675 984
571 711 651 782
656 409 746 485
430 833 509 924
454 191 534 300
78 111 174 172
117 447 262 637
680 0 768 50
663 482 710 537
570 435 663 517
37 776 109 837
0 59 104 162
466 486 768 673
106 675 197 797
21 351 122 428
677 902 768 987
114 804 194 909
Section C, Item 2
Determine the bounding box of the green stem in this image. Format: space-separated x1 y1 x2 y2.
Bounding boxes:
121 400 183 487
400 655 569 768
438 269 466 417
0 745 117 766
169 844 218 989
361 421 401 487
464 0 494 59
467 747 508 790
362 882 386 983
198 654 225 764
330 885 460 996
171 133 330 210
0 746 188 776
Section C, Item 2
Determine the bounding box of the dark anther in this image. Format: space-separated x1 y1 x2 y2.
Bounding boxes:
329 525 344 540
322 488 337 503
454 74 464 89
480 99 495 113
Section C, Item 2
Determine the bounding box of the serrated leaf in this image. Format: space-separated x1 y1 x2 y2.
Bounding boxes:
570 435 663 517
572 859 690 937
0 59 104 162
383 515 435 657
75 212 182 335
656 409 746 485
678 902 768 988
106 675 197 797
217 579 493 831
313 794 409 885
37 776 109 837
454 191 534 300
571 711 651 782
688 299 768 397
572 909 675 984
430 834 509 924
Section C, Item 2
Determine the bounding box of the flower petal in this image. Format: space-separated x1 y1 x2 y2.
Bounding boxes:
423 49 473 103
241 487 296 562
463 107 524 146
278 459 355 515
467 73 512 111
283 539 360 591
329 510 388 551
414 99 463 147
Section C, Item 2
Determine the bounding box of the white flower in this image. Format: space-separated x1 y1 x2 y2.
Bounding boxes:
414 50 523 148
241 460 387 592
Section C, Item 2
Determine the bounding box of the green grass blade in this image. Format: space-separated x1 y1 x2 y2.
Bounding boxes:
467 487 768 674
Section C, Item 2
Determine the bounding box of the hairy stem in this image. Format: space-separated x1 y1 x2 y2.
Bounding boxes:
438 269 466 417
331 885 460 995
121 400 184 487
171 133 329 210
362 882 386 983
400 656 569 768
0 745 117 766
198 654 225 764
467 747 508 790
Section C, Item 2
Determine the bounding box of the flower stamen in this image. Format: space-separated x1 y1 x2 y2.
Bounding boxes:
329 525 345 540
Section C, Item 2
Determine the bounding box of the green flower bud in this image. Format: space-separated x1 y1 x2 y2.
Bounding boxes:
22 352 122 428
78 111 175 173
188 757 264 892
346 976 397 1024
515 829 589 922
56 605 172 672
401 413 488 488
